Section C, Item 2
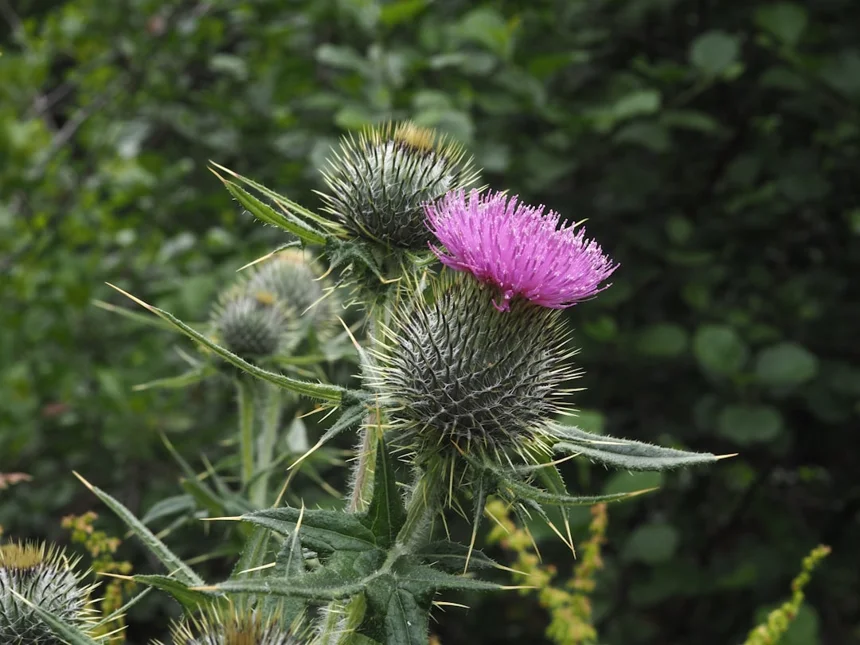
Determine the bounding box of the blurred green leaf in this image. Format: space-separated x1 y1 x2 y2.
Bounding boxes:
755 342 819 388
717 404 784 444
754 3 808 46
690 31 741 76
623 523 679 564
693 325 749 375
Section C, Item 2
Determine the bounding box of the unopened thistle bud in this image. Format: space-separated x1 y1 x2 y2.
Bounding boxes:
245 250 332 327
170 608 307 645
211 286 296 360
319 123 479 250
371 275 578 465
0 541 98 643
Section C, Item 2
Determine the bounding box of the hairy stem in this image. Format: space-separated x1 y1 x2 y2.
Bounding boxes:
395 467 443 550
236 377 255 488
251 383 284 507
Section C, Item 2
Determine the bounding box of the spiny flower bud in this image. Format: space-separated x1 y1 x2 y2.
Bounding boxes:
170 608 307 645
211 286 296 360
426 190 618 311
0 541 98 643
245 250 332 327
371 274 579 464
319 122 479 250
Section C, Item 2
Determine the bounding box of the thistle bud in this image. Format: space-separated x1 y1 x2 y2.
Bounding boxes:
170 608 306 645
371 275 578 465
245 250 332 328
319 123 478 250
211 286 296 360
0 541 98 643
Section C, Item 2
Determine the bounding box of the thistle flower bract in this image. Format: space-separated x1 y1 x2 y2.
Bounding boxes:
0 541 98 644
170 608 307 645
426 190 618 311
371 275 579 465
320 123 479 250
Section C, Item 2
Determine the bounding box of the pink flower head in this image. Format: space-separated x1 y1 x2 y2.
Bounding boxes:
425 190 618 311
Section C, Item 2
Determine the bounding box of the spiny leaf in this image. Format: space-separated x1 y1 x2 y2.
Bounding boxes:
551 423 723 471
230 526 272 579
216 174 328 245
73 471 204 587
211 566 371 601
364 436 407 547
385 588 429 645
132 575 221 612
500 476 654 507
242 507 377 552
393 560 503 594
209 161 339 231
107 283 345 402
414 541 498 572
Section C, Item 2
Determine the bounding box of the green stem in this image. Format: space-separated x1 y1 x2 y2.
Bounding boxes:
395 467 443 550
346 306 388 513
251 384 284 507
236 378 255 488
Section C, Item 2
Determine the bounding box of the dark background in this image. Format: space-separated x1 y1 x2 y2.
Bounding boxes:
1 0 858 643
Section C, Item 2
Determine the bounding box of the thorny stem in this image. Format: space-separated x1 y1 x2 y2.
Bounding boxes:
395 467 442 550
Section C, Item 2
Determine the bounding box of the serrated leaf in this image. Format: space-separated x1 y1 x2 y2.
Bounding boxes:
385 588 429 645
263 529 307 620
551 424 719 471
133 575 220 612
214 552 375 601
414 541 498 572
364 436 407 547
8 589 101 645
243 507 377 552
142 494 196 525
74 472 203 586
107 284 344 402
230 526 272 579
218 176 328 245
393 560 502 594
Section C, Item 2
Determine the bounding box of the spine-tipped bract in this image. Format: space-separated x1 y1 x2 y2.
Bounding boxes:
0 541 99 644
371 274 579 466
319 123 479 250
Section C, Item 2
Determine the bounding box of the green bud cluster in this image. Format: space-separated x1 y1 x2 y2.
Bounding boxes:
211 250 332 360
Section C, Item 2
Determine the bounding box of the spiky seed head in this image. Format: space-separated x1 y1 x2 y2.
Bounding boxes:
245 250 333 327
319 122 479 250
370 273 579 467
211 285 297 360
170 608 307 645
0 541 99 644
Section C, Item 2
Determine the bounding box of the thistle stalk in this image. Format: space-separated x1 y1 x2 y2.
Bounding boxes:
251 383 284 508
236 378 255 489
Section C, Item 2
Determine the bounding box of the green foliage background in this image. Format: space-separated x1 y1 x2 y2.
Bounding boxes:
1 0 857 642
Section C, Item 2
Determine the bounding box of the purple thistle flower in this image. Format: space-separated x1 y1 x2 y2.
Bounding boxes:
425 189 619 311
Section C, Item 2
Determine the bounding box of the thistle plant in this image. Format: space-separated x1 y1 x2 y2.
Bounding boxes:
0 541 100 643
47 121 738 645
